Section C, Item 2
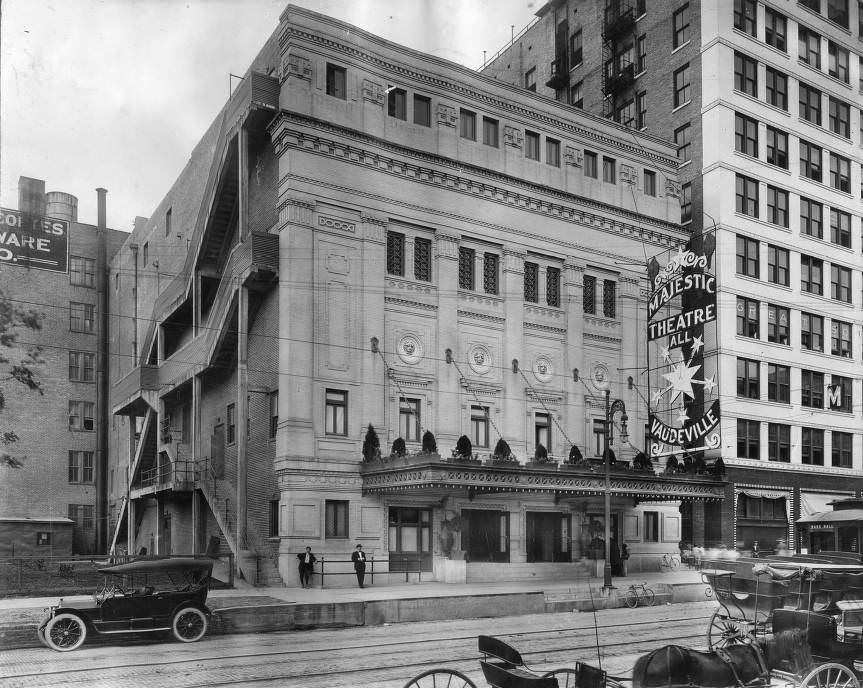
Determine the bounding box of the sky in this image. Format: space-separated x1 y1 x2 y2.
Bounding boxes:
1 0 540 232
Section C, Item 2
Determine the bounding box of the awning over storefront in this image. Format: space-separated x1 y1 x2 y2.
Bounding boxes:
800 492 855 517
798 509 863 524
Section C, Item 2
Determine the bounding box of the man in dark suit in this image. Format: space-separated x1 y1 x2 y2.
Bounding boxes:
351 543 367 588
297 546 316 588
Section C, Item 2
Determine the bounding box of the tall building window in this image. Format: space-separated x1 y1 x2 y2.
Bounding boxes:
680 183 692 224
546 138 561 167
766 186 788 227
570 81 584 108
673 4 690 48
799 82 822 126
737 358 760 398
768 423 791 462
269 391 279 439
675 123 691 163
799 140 822 182
736 235 759 278
798 27 821 69
734 52 757 97
386 231 405 276
828 0 850 26
767 304 790 345
483 253 499 295
325 63 346 99
325 389 348 436
830 375 853 412
828 41 849 82
546 267 561 307
735 113 758 157
68 351 96 382
525 130 540 161
800 255 823 295
737 296 759 338
399 397 421 442
460 109 476 140
68 451 95 483
829 97 851 138
832 431 853 468
767 363 790 403
325 500 349 538
802 428 825 466
673 64 691 107
602 156 616 183
68 504 95 532
583 275 596 314
766 127 788 169
831 264 851 303
584 150 597 178
570 30 583 66
482 117 499 147
69 302 95 333
800 198 823 238
165 207 172 237
387 87 406 120
801 312 824 352
734 0 756 36
830 209 851 248
765 67 788 110
535 412 552 453
524 262 538 303
832 320 852 358
764 8 787 51
636 35 646 73
414 237 432 282
603 280 616 318
737 419 760 459
413 94 431 126
767 245 788 286
459 247 475 290
269 500 279 537
802 370 825 408
68 400 95 431
830 153 851 193
644 512 660 542
644 170 656 196
525 67 537 92
636 90 647 128
735 174 759 217
69 256 96 287
226 403 236 444
470 405 489 448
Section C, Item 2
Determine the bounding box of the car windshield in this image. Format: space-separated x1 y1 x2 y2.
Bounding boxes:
843 610 863 627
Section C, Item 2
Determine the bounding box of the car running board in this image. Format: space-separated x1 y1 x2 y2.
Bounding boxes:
95 626 171 634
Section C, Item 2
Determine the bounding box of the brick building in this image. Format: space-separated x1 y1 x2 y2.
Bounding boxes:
486 0 863 554
0 177 126 555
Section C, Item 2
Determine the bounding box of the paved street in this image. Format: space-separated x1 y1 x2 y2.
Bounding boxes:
0 600 717 687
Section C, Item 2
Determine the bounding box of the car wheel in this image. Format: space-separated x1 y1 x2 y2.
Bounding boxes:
172 606 207 643
44 613 87 652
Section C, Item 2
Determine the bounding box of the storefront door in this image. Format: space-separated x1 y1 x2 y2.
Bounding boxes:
463 509 509 563
388 507 432 571
526 512 571 562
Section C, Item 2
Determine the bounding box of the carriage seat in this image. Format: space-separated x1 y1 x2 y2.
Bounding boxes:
478 636 539 682
771 609 860 660
479 661 559 688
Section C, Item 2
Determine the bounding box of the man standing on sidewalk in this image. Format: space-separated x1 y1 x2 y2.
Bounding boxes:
351 544 367 588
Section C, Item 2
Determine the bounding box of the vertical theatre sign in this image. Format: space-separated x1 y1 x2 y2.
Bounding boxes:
647 245 720 457
0 208 69 272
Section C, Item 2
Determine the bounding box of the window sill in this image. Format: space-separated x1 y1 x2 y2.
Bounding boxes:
797 174 853 199
672 40 691 55
671 101 691 114
678 160 692 169
761 41 789 60
795 116 853 147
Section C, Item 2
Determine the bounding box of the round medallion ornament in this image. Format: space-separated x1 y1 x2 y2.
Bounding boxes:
592 362 610 390
397 334 423 365
533 356 553 384
468 344 493 375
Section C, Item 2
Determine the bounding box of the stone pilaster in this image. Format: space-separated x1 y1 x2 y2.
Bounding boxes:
436 233 460 448
564 262 585 453
361 213 388 437
502 249 526 458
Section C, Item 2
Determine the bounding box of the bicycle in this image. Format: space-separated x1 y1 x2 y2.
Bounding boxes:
659 552 681 572
625 582 655 608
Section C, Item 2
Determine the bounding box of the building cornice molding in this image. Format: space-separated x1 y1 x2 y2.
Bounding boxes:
385 295 438 311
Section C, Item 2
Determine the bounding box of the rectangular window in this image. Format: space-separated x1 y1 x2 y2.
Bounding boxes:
828 0 849 26
414 237 432 282
142 242 148 266
460 109 476 140
269 500 279 537
830 375 853 412
644 170 656 196
69 256 96 287
570 81 584 108
325 500 349 538
470 405 489 448
388 87 407 120
799 140 822 182
800 198 823 238
767 363 790 403
36 532 51 546
766 67 788 110
766 186 788 227
636 35 647 73
69 450 96 483
734 0 757 35
399 397 421 442
735 113 758 157
583 275 596 314
524 262 538 303
482 117 499 147
734 52 757 97
525 67 536 92
165 207 172 237
636 90 647 129
831 209 852 248
736 235 759 278
768 423 791 462
269 391 279 439
829 97 851 138
801 255 823 295
737 419 760 459
459 247 475 290
736 174 759 217
737 296 759 338
69 302 95 333
802 427 825 466
829 41 849 82
570 30 583 66
644 512 659 543
325 63 346 99
767 304 790 345
483 253 499 295
68 351 95 382
766 127 788 169
832 319 853 357
226 403 236 444
767 245 789 286
325 389 348 436
673 64 691 107
831 264 852 302
799 82 822 125
546 267 561 308
765 8 787 51
801 312 824 351
830 153 851 193
546 138 560 167
614 98 636 128
584 150 597 178
799 27 821 69
386 231 405 276
832 431 853 468
675 123 691 163
535 412 552 454
602 157 616 184
603 280 617 318
68 401 95 431
681 183 692 224
413 94 431 126
737 357 760 399
673 4 690 48
525 130 540 161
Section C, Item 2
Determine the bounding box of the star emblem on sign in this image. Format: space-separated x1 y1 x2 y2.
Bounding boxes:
662 356 702 403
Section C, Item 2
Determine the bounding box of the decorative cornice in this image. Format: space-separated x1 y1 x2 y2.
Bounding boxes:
278 196 316 228
524 304 563 319
281 52 312 82
458 309 506 324
318 214 356 233
524 322 567 337
459 378 502 396
389 374 434 389
386 277 435 295
584 332 622 344
384 295 438 311
525 388 564 404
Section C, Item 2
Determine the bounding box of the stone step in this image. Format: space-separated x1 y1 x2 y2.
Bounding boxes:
465 561 592 583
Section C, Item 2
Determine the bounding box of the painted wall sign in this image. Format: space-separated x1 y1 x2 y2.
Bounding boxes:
0 208 68 272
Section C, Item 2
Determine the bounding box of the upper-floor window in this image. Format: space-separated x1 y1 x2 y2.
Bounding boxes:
735 174 759 217
387 231 405 276
535 413 552 454
226 403 236 444
681 182 692 224
584 150 598 178
269 390 279 439
69 256 95 287
414 237 432 282
547 267 561 308
470 405 490 449
547 138 561 167
68 450 94 483
142 242 149 266
644 170 656 196
570 81 584 108
799 82 822 125
767 245 789 286
388 87 407 120
765 67 788 110
165 207 172 237
799 140 822 182
801 312 824 352
525 130 540 161
399 397 421 442
583 275 596 314
800 197 823 238
737 296 759 338
636 90 647 129
736 235 759 278
636 35 647 73
675 123 691 162
68 400 95 431
802 427 825 466
766 186 788 227
828 97 850 138
832 320 853 357
460 109 477 140
767 304 790 344
832 431 853 468
766 126 788 169
801 369 825 408
800 254 823 295
830 153 851 193
326 63 346 99
325 389 348 436
830 375 853 412
459 247 475 290
69 302 95 333
734 52 757 97
734 0 756 36
570 30 583 66
831 264 852 302
602 157 616 184
673 64 691 107
764 8 787 51
524 262 539 303
767 363 790 403
800 0 821 12
737 419 760 459
830 209 851 248
525 67 537 92
483 253 499 295
768 423 791 462
673 4 690 48
603 280 616 318
737 357 760 398
69 351 95 382
735 113 758 157
828 41 849 82
828 0 850 26
798 27 821 69
413 94 431 126
483 117 499 147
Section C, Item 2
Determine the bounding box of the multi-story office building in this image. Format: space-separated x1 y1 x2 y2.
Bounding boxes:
0 177 125 555
486 0 863 554
107 5 731 586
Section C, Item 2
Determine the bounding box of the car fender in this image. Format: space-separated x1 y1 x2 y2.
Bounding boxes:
170 601 212 618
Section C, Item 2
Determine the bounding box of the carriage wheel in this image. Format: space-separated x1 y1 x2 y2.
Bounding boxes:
402 669 478 688
541 669 579 688
707 609 749 650
800 663 860 688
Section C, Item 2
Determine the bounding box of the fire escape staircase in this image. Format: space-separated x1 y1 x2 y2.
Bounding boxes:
601 0 637 119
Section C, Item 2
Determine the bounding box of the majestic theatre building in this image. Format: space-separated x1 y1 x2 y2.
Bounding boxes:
107 6 725 586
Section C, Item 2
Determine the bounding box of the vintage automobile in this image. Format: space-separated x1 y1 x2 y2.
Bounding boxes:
37 557 214 652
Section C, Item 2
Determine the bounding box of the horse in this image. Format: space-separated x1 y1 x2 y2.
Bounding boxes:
632 629 813 688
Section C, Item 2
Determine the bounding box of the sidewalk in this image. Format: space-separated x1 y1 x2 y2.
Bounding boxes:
0 568 710 651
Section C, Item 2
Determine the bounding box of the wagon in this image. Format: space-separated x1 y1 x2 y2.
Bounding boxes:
37 557 213 652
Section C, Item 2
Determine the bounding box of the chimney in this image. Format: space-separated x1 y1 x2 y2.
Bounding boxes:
96 188 107 230
45 191 78 222
18 176 46 216
133 216 149 234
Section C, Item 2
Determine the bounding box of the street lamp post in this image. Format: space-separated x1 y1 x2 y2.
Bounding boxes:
603 390 628 591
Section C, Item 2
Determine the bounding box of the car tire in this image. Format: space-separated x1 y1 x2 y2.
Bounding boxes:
172 606 208 643
44 613 87 652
